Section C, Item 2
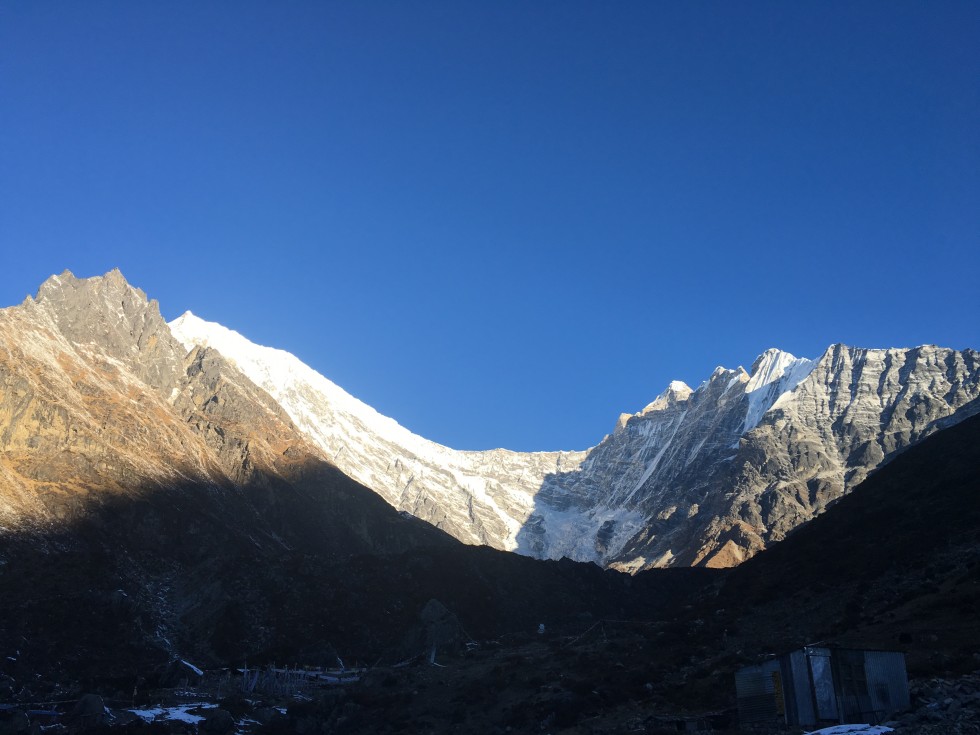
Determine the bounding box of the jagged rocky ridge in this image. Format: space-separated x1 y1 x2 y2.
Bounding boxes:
530 344 980 570
169 307 980 571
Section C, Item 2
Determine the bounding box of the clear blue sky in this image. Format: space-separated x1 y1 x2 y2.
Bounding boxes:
1 2 977 451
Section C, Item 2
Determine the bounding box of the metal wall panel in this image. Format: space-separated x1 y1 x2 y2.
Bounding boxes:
863 650 910 722
806 647 840 723
787 649 816 726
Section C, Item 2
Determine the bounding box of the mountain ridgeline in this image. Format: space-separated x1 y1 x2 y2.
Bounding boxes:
169 298 979 571
1 269 978 577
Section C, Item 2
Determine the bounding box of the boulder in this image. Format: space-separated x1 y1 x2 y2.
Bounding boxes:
201 708 235 734
69 694 107 730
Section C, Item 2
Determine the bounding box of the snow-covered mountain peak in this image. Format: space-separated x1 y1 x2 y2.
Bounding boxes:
640 380 693 414
748 348 803 385
698 366 747 396
750 347 787 370
171 311 264 366
743 348 816 432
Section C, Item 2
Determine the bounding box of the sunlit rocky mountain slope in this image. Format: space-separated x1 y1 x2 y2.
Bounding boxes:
1 269 976 572
0 269 446 552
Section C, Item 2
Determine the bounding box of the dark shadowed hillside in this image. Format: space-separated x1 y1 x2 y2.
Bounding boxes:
719 406 980 677
1 414 976 734
0 465 711 691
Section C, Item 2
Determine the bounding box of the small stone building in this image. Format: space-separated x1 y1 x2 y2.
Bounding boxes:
735 645 909 727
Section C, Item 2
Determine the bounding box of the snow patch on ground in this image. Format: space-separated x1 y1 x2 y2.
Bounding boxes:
803 725 893 735
129 702 217 724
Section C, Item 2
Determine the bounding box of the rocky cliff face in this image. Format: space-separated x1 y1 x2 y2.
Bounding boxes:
1 271 212 525
550 344 980 571
516 351 816 565
170 311 980 571
671 344 980 568
0 270 311 528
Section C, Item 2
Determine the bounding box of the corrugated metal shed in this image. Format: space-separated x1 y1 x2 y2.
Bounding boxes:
735 646 909 727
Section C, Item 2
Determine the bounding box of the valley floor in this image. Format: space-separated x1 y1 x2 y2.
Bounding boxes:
2 623 979 734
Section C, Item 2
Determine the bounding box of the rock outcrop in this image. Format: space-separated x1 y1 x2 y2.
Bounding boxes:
0 269 328 530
